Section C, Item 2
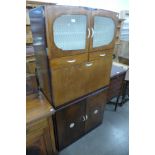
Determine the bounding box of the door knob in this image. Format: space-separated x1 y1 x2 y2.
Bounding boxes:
91 28 94 38
99 54 106 57
87 28 90 38
85 62 93 67
94 109 99 114
85 115 88 121
82 116 86 122
67 59 76 63
69 123 75 128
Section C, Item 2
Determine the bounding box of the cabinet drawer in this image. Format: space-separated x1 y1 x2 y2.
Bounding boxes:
107 88 121 100
26 59 36 74
109 81 122 91
89 49 113 61
27 119 48 134
50 53 88 69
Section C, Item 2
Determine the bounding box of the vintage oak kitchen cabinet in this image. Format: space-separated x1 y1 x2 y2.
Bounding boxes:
29 5 118 108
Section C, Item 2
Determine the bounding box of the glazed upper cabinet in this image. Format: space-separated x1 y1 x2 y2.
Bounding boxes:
90 10 117 51
45 5 118 58
46 5 91 59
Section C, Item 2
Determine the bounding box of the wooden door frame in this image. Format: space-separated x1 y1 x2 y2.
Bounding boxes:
89 9 118 52
45 5 91 59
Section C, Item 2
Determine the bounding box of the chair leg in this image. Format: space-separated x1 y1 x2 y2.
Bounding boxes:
114 95 120 111
121 81 128 106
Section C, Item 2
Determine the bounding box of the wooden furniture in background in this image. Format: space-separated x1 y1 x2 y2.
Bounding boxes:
107 62 128 111
26 4 37 97
54 88 108 150
29 5 118 108
113 18 125 61
26 93 57 155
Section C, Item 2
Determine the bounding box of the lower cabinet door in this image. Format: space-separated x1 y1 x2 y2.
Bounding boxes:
52 63 89 107
55 100 86 150
26 128 54 155
85 89 107 132
26 135 47 155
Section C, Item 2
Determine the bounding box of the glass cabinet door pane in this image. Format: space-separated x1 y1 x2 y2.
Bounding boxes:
93 16 115 48
53 15 87 51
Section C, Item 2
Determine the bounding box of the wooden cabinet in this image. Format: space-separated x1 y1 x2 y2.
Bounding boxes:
29 6 117 108
27 119 54 155
107 71 126 101
55 100 86 149
26 93 57 155
54 88 107 150
85 89 107 132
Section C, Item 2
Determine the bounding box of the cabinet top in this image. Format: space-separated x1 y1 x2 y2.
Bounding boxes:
111 62 129 77
26 92 55 125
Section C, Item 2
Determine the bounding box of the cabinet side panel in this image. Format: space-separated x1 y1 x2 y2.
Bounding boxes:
29 6 52 104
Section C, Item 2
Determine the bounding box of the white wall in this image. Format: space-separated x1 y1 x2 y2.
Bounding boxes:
28 0 129 12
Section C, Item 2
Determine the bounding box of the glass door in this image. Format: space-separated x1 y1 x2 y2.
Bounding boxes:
46 5 91 59
90 10 118 52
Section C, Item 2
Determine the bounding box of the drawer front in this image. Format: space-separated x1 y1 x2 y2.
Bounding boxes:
26 59 36 74
26 119 48 146
111 73 125 84
27 119 48 134
26 74 38 95
89 49 113 61
109 78 123 90
50 53 88 69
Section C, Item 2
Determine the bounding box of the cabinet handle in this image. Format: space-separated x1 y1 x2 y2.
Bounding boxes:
67 59 76 63
82 116 86 122
69 123 75 128
100 54 106 57
88 28 90 38
91 28 94 38
94 109 99 114
85 62 93 67
85 115 88 121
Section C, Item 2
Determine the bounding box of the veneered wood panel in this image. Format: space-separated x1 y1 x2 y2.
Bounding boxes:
55 100 86 150
50 53 88 69
85 89 107 132
29 6 53 103
86 58 112 93
88 49 113 61
51 50 112 107
51 62 89 107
